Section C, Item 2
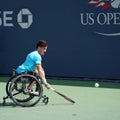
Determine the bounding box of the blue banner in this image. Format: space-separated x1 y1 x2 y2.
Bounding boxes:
0 0 120 79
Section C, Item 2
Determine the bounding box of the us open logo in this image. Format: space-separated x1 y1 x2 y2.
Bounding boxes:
80 0 120 36
0 8 33 29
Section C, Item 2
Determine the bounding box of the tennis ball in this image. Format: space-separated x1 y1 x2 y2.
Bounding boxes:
95 83 99 88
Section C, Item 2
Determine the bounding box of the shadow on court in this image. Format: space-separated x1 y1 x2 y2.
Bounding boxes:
0 102 17 107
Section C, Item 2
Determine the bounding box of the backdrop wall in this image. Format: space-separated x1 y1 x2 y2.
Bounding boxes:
0 0 120 79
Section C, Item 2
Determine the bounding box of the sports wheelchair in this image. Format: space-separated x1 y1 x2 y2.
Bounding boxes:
3 70 49 107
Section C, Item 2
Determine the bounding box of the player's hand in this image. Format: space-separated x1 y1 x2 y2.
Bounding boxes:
45 83 51 89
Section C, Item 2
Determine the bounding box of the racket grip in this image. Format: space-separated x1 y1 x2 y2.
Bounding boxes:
50 87 55 91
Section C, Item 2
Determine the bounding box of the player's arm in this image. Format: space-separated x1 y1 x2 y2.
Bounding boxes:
36 64 51 89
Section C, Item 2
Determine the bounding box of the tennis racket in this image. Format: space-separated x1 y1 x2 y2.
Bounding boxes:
51 87 75 103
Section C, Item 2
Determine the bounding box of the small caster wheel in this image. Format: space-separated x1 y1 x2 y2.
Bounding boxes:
3 100 6 105
44 97 49 105
42 95 49 104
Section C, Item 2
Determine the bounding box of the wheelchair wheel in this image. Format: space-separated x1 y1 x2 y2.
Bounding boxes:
8 74 43 107
6 75 17 98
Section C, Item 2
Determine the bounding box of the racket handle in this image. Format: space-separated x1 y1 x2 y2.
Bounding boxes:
50 87 55 91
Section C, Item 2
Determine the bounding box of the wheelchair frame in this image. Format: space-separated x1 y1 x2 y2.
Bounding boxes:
3 71 49 107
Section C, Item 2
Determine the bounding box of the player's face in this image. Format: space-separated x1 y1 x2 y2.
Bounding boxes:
38 46 47 55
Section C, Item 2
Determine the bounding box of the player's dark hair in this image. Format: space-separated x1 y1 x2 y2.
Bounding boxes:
36 40 48 49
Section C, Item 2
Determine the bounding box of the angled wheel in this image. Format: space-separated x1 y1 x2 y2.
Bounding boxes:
9 74 43 107
6 75 17 98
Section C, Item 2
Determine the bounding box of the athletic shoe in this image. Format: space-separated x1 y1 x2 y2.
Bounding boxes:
30 90 39 96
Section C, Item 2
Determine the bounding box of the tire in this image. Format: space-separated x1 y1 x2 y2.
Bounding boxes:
6 75 17 97
9 74 43 107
